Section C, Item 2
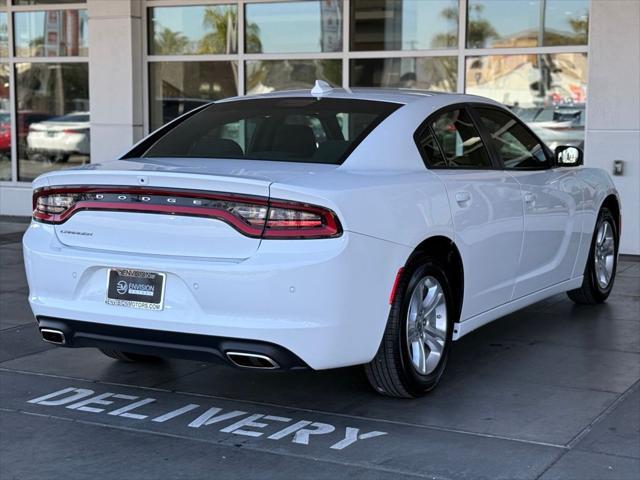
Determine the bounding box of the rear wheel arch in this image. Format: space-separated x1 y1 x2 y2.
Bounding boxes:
600 194 621 234
406 236 464 320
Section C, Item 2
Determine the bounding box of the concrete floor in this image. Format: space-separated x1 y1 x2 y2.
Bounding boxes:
1 217 639 480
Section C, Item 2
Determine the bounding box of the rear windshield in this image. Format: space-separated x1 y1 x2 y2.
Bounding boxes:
141 98 400 164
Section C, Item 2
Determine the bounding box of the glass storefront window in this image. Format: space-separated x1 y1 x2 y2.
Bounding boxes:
350 57 457 92
13 1 85 4
149 61 238 131
544 0 589 46
245 59 341 94
351 0 458 51
467 0 589 48
15 62 90 181
245 0 342 54
14 10 88 57
149 5 238 55
0 63 10 180
0 13 8 58
465 53 588 149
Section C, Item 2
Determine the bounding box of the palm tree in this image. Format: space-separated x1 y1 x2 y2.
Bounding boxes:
198 7 262 54
431 6 459 48
153 28 189 55
466 4 499 48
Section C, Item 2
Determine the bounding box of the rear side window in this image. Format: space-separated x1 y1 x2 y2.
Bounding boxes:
428 108 492 169
416 127 446 168
475 107 550 170
141 98 399 164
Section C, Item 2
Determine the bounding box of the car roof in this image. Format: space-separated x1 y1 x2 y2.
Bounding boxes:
216 87 497 107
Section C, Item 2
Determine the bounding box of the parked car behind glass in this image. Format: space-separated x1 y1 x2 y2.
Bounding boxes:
26 112 90 163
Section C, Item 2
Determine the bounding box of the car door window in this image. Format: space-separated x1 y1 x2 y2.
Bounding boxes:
429 108 492 168
475 107 549 170
415 126 447 168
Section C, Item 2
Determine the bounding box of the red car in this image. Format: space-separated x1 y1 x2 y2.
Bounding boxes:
0 111 52 154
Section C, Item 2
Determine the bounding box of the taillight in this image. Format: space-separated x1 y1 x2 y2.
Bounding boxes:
34 193 80 221
32 187 342 239
263 200 340 238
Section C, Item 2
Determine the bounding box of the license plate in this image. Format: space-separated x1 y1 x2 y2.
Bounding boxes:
105 269 165 310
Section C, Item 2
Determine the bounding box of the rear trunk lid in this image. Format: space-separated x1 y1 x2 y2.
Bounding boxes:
39 159 327 260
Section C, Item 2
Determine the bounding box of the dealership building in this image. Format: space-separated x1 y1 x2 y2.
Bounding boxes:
0 0 638 253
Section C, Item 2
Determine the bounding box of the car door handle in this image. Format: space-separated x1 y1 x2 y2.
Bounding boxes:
455 191 471 206
524 192 536 205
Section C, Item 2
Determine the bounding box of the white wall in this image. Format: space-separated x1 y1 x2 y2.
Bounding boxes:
585 0 640 254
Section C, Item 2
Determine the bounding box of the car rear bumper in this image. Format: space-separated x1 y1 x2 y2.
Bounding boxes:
23 222 411 370
36 316 309 370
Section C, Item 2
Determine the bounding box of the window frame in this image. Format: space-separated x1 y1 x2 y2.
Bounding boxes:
0 1 89 186
413 102 501 171
469 103 556 171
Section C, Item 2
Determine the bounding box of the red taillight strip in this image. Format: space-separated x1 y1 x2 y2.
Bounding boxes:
33 186 342 240
34 202 266 237
32 185 269 208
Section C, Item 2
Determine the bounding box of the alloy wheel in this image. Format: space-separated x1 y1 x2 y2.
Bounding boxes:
406 276 448 375
594 220 615 289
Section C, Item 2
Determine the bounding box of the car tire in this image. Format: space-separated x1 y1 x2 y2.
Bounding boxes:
365 256 456 398
99 348 161 363
567 207 619 304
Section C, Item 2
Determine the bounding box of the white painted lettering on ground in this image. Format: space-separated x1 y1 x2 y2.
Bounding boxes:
26 387 388 450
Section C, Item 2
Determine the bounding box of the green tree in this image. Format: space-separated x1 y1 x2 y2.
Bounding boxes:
466 4 499 48
431 6 459 48
198 7 262 54
153 28 189 55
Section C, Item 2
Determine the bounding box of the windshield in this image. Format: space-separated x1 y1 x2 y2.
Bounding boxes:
141 98 400 164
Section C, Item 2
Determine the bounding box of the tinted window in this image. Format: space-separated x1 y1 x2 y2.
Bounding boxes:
416 126 446 168
142 98 399 164
475 107 549 169
430 108 492 168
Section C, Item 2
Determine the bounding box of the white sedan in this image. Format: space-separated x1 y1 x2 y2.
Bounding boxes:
26 112 90 162
23 84 621 398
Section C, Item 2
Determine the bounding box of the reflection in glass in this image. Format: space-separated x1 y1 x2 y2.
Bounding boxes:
14 10 89 57
149 5 238 55
15 63 90 182
544 0 589 46
0 64 10 180
13 1 85 4
245 0 342 53
467 0 589 48
246 59 341 94
350 57 457 92
1 13 8 58
466 53 588 149
149 61 238 131
351 0 458 51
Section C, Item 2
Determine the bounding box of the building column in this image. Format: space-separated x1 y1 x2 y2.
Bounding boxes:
585 0 640 254
88 0 144 163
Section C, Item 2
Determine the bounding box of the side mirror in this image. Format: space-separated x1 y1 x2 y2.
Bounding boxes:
555 146 583 167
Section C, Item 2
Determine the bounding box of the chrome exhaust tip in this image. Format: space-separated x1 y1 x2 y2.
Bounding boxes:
40 328 66 345
226 352 279 369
